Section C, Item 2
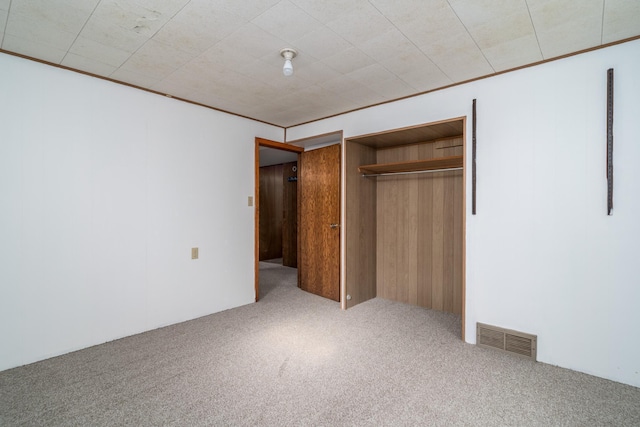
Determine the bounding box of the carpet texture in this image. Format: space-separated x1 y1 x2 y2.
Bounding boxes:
1 262 639 426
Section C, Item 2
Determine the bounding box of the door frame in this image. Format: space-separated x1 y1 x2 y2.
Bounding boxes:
254 137 303 301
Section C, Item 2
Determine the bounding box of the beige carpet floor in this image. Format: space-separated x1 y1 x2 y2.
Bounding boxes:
1 262 639 426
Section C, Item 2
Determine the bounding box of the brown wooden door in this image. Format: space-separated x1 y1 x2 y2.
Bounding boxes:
299 144 341 302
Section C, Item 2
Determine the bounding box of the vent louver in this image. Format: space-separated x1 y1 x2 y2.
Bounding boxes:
477 323 537 361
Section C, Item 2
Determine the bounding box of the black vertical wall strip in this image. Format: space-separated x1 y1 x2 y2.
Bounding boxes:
472 99 477 215
607 69 614 215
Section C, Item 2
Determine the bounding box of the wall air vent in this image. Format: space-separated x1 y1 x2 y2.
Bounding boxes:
477 323 537 361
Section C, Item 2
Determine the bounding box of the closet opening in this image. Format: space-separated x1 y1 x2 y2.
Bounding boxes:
343 118 466 339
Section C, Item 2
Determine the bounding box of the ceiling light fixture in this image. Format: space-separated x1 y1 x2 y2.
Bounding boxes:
280 48 297 77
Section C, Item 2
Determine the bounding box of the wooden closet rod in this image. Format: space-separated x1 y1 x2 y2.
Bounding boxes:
362 167 463 178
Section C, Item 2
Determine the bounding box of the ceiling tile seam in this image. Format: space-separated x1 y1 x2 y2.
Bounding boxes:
107 1 194 80
445 0 495 74
0 0 13 49
156 22 262 99
60 1 102 65
249 0 320 44
366 1 451 87
297 23 365 74
524 0 545 60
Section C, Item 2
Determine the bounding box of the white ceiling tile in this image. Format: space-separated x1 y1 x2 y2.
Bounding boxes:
293 26 353 61
448 0 528 28
118 39 196 80
326 2 395 46
305 85 350 106
7 0 98 31
312 104 360 121
369 77 416 99
279 103 321 120
396 3 467 49
199 70 272 101
527 0 604 58
369 0 448 25
388 0 498 80
450 0 536 49
2 34 67 63
251 0 322 42
4 2 88 53
206 0 281 21
468 15 537 51
172 56 248 99
153 2 249 55
152 26 220 58
68 36 132 68
357 28 417 64
482 34 543 72
290 0 366 23
527 0 602 28
216 23 286 60
318 75 367 94
61 52 118 76
200 42 263 71
294 61 342 85
80 16 149 53
0 9 7 46
156 66 233 99
397 64 453 92
379 48 436 77
425 33 494 81
320 46 375 74
127 0 191 17
5 22 76 53
446 0 542 71
90 0 170 38
346 64 396 86
602 0 640 43
275 85 334 110
339 83 387 105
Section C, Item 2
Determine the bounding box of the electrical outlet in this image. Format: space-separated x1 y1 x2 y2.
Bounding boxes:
248 196 253 206
191 247 198 259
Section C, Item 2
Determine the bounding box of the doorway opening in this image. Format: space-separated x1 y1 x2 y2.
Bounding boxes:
255 138 303 301
255 132 343 303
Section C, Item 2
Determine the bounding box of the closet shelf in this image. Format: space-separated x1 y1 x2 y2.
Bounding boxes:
358 155 463 176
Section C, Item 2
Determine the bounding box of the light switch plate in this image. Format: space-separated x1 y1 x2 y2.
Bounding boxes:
248 196 253 206
191 247 198 259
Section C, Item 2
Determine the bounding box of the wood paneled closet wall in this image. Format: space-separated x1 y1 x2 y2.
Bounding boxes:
345 118 464 316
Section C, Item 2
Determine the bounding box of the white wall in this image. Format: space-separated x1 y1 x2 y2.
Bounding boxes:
0 53 282 371
288 39 640 388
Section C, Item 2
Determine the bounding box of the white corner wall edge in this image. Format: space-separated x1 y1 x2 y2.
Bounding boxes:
0 52 283 372
287 39 640 389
